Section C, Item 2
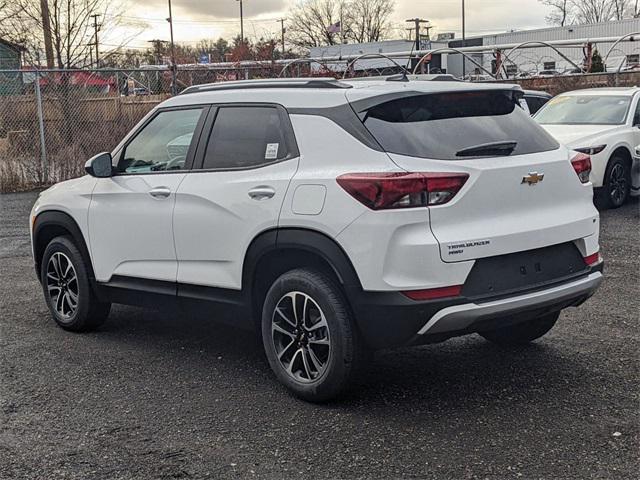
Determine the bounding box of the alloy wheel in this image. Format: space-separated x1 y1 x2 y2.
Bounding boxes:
609 163 628 207
46 252 79 320
271 291 331 383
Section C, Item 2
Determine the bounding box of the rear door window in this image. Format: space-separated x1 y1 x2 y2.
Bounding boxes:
359 90 559 160
201 106 292 170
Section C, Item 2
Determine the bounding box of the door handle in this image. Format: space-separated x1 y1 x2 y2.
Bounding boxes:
148 186 171 199
248 186 276 200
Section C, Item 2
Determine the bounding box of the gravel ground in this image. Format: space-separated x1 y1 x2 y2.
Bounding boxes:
0 191 638 480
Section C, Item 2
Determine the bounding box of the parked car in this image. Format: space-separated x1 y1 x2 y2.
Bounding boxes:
534 87 640 208
521 89 553 115
537 69 561 77
30 78 603 402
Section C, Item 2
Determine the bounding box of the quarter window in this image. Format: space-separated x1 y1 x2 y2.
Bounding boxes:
202 106 288 169
117 108 203 174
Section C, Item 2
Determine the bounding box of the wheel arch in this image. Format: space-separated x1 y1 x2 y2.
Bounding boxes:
33 210 95 284
242 228 362 327
609 145 633 168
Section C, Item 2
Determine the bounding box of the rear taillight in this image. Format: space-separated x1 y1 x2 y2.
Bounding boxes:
402 285 463 301
336 172 469 210
583 252 601 266
571 153 592 184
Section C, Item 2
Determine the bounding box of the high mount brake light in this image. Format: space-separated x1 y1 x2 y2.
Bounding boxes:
336 172 469 210
571 153 592 184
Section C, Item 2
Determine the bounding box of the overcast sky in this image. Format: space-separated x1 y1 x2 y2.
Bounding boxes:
114 0 555 49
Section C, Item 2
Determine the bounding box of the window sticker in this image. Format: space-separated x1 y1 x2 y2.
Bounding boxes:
265 143 279 160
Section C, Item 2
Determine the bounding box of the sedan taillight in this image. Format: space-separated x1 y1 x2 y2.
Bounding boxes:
571 153 592 184
336 172 469 210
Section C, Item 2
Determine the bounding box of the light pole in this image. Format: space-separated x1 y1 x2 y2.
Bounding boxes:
237 0 244 43
167 0 177 94
462 0 466 78
277 18 286 56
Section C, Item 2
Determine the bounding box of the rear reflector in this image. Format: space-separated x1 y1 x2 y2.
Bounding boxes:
583 252 601 266
336 172 468 210
571 153 592 184
402 285 463 301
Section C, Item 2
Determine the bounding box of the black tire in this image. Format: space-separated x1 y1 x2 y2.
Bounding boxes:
261 268 366 402
40 236 111 332
479 312 560 346
596 155 631 209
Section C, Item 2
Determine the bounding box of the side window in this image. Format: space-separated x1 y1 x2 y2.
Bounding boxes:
633 98 640 126
526 97 547 115
117 108 204 174
202 106 288 169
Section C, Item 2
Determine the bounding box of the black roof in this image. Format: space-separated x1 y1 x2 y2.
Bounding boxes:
0 38 26 52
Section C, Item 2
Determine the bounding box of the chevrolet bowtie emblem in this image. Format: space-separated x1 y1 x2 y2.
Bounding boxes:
522 172 545 185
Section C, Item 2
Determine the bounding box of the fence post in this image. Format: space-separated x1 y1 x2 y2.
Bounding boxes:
34 70 48 184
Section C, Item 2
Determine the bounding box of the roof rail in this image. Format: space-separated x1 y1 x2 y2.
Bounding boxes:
179 77 352 95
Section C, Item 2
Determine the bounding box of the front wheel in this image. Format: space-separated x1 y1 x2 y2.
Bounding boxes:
596 156 630 209
479 312 560 346
261 268 366 402
41 236 111 332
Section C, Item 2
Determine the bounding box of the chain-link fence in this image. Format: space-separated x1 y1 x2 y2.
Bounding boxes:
0 69 174 192
1 64 638 192
0 64 394 192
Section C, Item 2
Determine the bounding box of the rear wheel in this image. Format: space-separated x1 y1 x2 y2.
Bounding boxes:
261 268 366 402
479 312 560 346
596 155 630 209
41 236 111 332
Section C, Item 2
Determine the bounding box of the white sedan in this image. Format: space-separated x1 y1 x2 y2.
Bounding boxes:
534 87 640 208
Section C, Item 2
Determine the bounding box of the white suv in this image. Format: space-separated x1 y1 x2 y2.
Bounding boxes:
30 78 604 402
535 87 640 208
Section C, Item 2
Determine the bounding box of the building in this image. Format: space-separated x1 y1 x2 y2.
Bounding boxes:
477 17 640 77
0 38 24 95
309 39 451 75
308 18 640 78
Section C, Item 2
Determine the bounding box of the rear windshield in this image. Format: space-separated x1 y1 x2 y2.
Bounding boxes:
359 90 559 160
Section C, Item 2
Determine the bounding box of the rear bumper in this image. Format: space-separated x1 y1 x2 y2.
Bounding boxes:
417 271 602 336
347 264 603 350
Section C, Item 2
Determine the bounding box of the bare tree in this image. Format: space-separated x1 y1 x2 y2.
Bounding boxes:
572 0 616 22
345 0 394 43
287 0 396 50
287 0 346 49
541 0 635 24
540 0 574 25
2 0 143 68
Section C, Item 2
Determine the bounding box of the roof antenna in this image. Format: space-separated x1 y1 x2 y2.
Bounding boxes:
387 40 413 82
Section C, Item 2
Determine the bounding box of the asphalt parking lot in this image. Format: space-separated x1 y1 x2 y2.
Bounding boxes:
0 190 638 479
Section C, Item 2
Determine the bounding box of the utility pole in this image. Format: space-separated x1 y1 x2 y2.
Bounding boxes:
277 18 286 56
405 18 429 72
90 14 101 68
405 18 429 52
462 0 466 77
237 0 244 43
166 0 177 94
39 0 54 68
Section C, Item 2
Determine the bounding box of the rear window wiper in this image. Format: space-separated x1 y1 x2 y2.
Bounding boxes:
455 141 517 157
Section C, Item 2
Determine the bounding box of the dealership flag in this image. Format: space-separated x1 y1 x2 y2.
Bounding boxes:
327 21 341 34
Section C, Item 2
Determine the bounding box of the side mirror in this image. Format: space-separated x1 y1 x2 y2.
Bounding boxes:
85 152 113 178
